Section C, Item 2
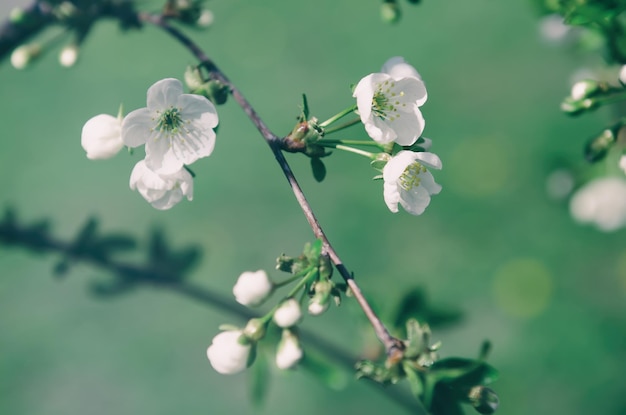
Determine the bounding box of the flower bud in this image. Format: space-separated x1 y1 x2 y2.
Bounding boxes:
273 298 302 328
233 270 273 306
184 65 205 91
10 43 41 70
59 44 79 67
380 1 401 24
206 330 252 375
584 128 616 163
81 114 124 159
308 280 332 315
570 80 599 101
468 386 499 414
620 65 626 85
197 9 214 28
276 329 303 370
243 318 267 341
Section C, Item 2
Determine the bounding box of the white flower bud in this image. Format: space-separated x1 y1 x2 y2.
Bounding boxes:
206 330 251 375
233 270 273 306
81 114 124 160
10 43 41 70
197 9 214 27
276 330 303 370
273 298 302 328
59 44 79 67
307 298 330 316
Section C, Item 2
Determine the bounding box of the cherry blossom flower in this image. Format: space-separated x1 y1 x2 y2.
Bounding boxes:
129 160 193 210
383 151 442 215
233 270 273 307
273 298 302 328
275 330 303 370
206 330 251 375
569 176 626 232
122 78 219 175
81 114 124 160
353 57 427 146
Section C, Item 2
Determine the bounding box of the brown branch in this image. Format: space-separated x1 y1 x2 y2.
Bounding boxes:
138 12 404 360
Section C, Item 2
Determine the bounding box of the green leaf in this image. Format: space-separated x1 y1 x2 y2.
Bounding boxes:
249 351 270 408
403 362 424 398
430 358 499 387
311 157 326 182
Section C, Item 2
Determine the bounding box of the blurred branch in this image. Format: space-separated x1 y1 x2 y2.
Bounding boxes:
0 207 423 414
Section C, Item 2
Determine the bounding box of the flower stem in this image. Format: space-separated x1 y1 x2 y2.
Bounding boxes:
319 104 358 128
323 117 361 135
321 143 376 159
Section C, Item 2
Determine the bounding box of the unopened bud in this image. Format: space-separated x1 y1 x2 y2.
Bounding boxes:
585 128 616 163
468 386 499 414
243 318 266 341
381 1 401 24
10 43 41 70
197 9 214 28
59 44 79 67
184 65 204 90
570 80 599 101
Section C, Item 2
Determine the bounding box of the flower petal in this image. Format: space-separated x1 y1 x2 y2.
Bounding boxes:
178 94 219 128
415 152 442 170
384 108 424 146
147 78 184 110
399 185 432 215
382 56 423 81
121 108 154 148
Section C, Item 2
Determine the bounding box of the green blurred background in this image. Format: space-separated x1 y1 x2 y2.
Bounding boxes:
2 1 625 414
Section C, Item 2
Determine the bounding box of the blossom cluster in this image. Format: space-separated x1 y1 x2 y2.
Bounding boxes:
81 78 219 209
352 57 442 215
206 270 307 374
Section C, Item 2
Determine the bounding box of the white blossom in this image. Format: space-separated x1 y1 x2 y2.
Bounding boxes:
206 330 251 375
383 151 442 215
353 57 427 146
233 270 273 307
81 114 124 160
129 160 193 210
122 78 219 175
276 330 303 370
569 176 626 232
273 298 302 328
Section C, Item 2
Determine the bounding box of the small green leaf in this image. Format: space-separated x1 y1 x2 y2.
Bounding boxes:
403 362 424 398
311 157 326 182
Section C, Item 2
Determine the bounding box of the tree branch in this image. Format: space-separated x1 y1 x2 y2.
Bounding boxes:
139 12 404 360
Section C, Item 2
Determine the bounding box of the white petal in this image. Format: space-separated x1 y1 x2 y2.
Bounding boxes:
383 151 417 182
399 185 432 215
382 56 423 81
147 78 184 110
383 180 401 213
366 116 396 144
415 152 443 170
144 135 184 175
170 122 216 167
384 107 424 146
392 77 427 107
353 73 378 122
121 108 154 147
178 94 219 128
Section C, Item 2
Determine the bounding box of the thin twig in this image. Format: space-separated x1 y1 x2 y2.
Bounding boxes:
139 12 404 359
